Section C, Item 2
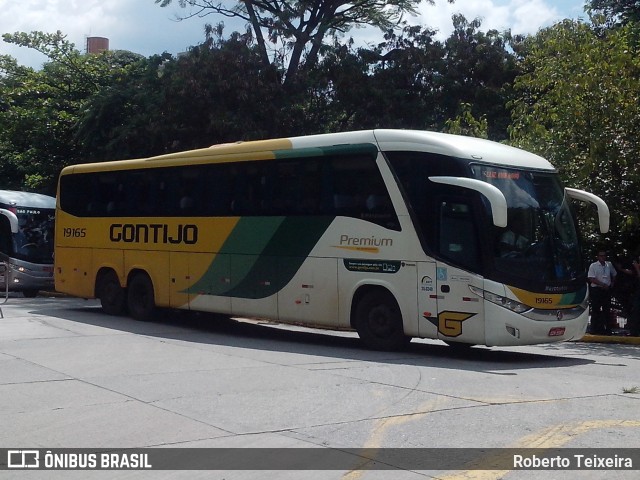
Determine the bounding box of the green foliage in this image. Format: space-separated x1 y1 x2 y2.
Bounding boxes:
0 31 144 193
68 12 517 161
509 20 640 254
327 25 447 130
0 13 519 192
441 15 518 140
306 18 516 135
587 0 640 27
443 103 488 138
154 0 453 85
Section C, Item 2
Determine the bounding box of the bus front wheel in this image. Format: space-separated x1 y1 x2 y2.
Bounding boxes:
97 271 126 315
354 290 410 351
127 273 156 322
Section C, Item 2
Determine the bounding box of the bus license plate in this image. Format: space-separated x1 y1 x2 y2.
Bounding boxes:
548 327 565 337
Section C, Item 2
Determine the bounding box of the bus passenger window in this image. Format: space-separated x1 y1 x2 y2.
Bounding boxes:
329 156 399 230
205 164 233 216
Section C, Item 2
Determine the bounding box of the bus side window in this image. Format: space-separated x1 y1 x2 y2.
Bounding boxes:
60 174 97 217
178 168 200 216
230 167 250 215
229 163 267 216
268 158 323 216
330 155 399 230
300 160 322 214
92 173 119 216
203 164 233 216
331 158 366 216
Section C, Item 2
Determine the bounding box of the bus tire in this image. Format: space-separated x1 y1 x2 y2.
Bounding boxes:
354 290 410 351
127 272 156 322
22 289 39 298
97 270 126 315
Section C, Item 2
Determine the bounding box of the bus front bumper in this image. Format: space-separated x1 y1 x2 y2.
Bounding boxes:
484 302 589 346
0 266 55 292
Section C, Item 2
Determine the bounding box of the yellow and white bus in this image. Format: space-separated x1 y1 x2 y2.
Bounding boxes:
55 130 609 349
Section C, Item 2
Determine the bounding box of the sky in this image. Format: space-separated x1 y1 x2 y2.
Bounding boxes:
1 0 590 70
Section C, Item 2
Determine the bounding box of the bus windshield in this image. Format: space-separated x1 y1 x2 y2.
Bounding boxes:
472 165 582 283
11 208 55 263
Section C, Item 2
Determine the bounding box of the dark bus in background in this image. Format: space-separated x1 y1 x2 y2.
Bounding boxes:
0 190 55 297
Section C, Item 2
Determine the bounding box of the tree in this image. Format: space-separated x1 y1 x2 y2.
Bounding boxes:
0 31 142 192
327 15 516 138
439 15 518 140
443 102 488 138
73 54 173 161
587 0 640 27
76 27 286 159
155 0 454 86
509 20 640 253
334 25 446 131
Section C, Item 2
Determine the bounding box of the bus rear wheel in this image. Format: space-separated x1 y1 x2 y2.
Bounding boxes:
127 273 156 322
354 290 410 351
97 271 126 315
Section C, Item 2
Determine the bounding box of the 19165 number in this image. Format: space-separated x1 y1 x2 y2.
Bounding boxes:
63 227 86 238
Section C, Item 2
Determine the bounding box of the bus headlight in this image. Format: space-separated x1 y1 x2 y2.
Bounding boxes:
469 286 531 314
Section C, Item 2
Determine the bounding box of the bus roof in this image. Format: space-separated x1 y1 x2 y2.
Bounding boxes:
291 130 554 171
61 129 555 174
377 130 553 170
0 190 56 209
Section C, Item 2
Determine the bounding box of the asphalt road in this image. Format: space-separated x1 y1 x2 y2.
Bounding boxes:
1 294 639 479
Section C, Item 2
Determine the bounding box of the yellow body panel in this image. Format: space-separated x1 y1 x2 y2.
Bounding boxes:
55 210 240 302
55 247 94 298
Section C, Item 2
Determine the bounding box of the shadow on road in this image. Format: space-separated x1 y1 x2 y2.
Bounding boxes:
19 297 601 372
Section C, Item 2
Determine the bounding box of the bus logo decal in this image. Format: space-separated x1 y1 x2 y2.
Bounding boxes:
109 223 198 245
334 234 393 253
424 311 476 337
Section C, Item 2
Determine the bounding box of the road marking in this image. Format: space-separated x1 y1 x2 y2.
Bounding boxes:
341 409 640 480
440 419 640 480
342 398 449 479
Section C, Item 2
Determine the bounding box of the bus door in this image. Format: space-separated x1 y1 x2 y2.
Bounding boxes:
432 198 485 345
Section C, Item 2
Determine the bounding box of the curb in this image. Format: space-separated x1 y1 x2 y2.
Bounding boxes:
577 334 640 345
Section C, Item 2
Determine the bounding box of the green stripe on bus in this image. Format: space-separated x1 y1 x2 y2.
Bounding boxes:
272 143 378 159
184 216 334 298
562 285 587 305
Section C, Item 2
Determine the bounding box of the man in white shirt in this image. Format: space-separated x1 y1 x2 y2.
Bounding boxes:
587 251 617 335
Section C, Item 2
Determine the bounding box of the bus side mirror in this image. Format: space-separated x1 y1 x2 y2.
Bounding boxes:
0 209 20 234
565 188 610 234
428 176 508 228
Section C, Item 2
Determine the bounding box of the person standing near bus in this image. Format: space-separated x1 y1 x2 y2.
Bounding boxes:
587 251 617 335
